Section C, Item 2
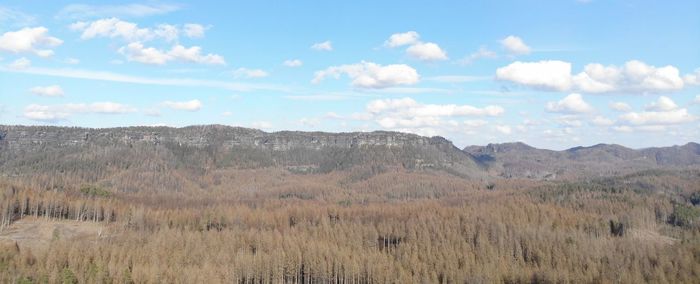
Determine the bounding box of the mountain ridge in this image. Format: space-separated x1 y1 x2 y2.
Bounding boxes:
0 125 484 185
1 125 698 182
464 141 700 179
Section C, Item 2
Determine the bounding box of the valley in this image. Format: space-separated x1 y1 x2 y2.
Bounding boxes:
0 125 698 283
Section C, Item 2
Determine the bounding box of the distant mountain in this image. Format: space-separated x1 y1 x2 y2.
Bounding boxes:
1 125 698 189
464 142 700 179
0 125 485 191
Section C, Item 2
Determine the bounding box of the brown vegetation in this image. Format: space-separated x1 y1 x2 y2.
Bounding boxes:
1 168 699 283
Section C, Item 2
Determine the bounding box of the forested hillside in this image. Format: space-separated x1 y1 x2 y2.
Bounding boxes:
0 125 699 283
465 142 700 179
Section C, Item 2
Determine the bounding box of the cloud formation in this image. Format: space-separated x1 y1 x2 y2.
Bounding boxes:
24 102 136 122
459 47 497 65
233 68 269 78
7 57 31 69
0 27 63 57
497 60 688 93
311 41 333 51
500 35 530 55
385 31 448 61
283 59 303 67
30 85 64 97
497 60 573 91
358 97 504 137
618 96 695 126
384 31 420 47
609 102 632 112
313 61 419 89
183 24 206 38
545 93 594 114
162 99 202 111
406 42 448 61
70 18 205 42
118 42 225 65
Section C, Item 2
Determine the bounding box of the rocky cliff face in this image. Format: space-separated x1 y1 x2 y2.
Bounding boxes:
0 125 481 179
0 125 454 151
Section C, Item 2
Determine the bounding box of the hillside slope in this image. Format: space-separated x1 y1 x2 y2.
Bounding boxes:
464 142 700 179
0 125 484 191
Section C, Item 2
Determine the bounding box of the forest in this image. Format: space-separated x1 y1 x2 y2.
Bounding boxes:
0 126 699 283
0 167 699 283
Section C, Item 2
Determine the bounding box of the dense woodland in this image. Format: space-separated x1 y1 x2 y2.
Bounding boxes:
0 167 699 283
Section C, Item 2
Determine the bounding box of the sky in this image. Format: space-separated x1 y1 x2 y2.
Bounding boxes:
0 0 699 150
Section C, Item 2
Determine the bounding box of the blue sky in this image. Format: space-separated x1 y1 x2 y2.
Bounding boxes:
1 0 699 149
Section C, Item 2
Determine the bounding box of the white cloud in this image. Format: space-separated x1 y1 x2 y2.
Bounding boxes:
233 67 268 78
0 27 63 57
30 85 64 97
367 97 503 119
118 42 169 64
0 65 286 93
459 46 497 64
118 42 226 65
497 60 573 91
70 18 207 42
87 102 137 113
324 112 342 119
385 31 420 47
154 24 179 42
684 69 700 85
313 61 419 89
612 125 633 133
24 105 69 122
168 44 225 65
497 60 688 93
591 116 614 126
183 23 206 38
299 118 320 127
500 35 530 55
694 95 700 104
24 102 136 122
311 41 333 51
385 31 447 61
360 98 504 136
71 18 153 42
495 125 512 134
636 125 668 132
464 119 488 128
143 108 161 117
350 113 373 121
574 61 684 93
546 93 594 114
362 97 503 135
406 42 448 61
251 121 272 129
221 111 232 117
619 97 695 126
645 96 678 112
283 59 303 67
7 57 31 69
556 115 584 127
609 101 632 112
162 99 202 111
613 125 669 133
57 3 180 19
